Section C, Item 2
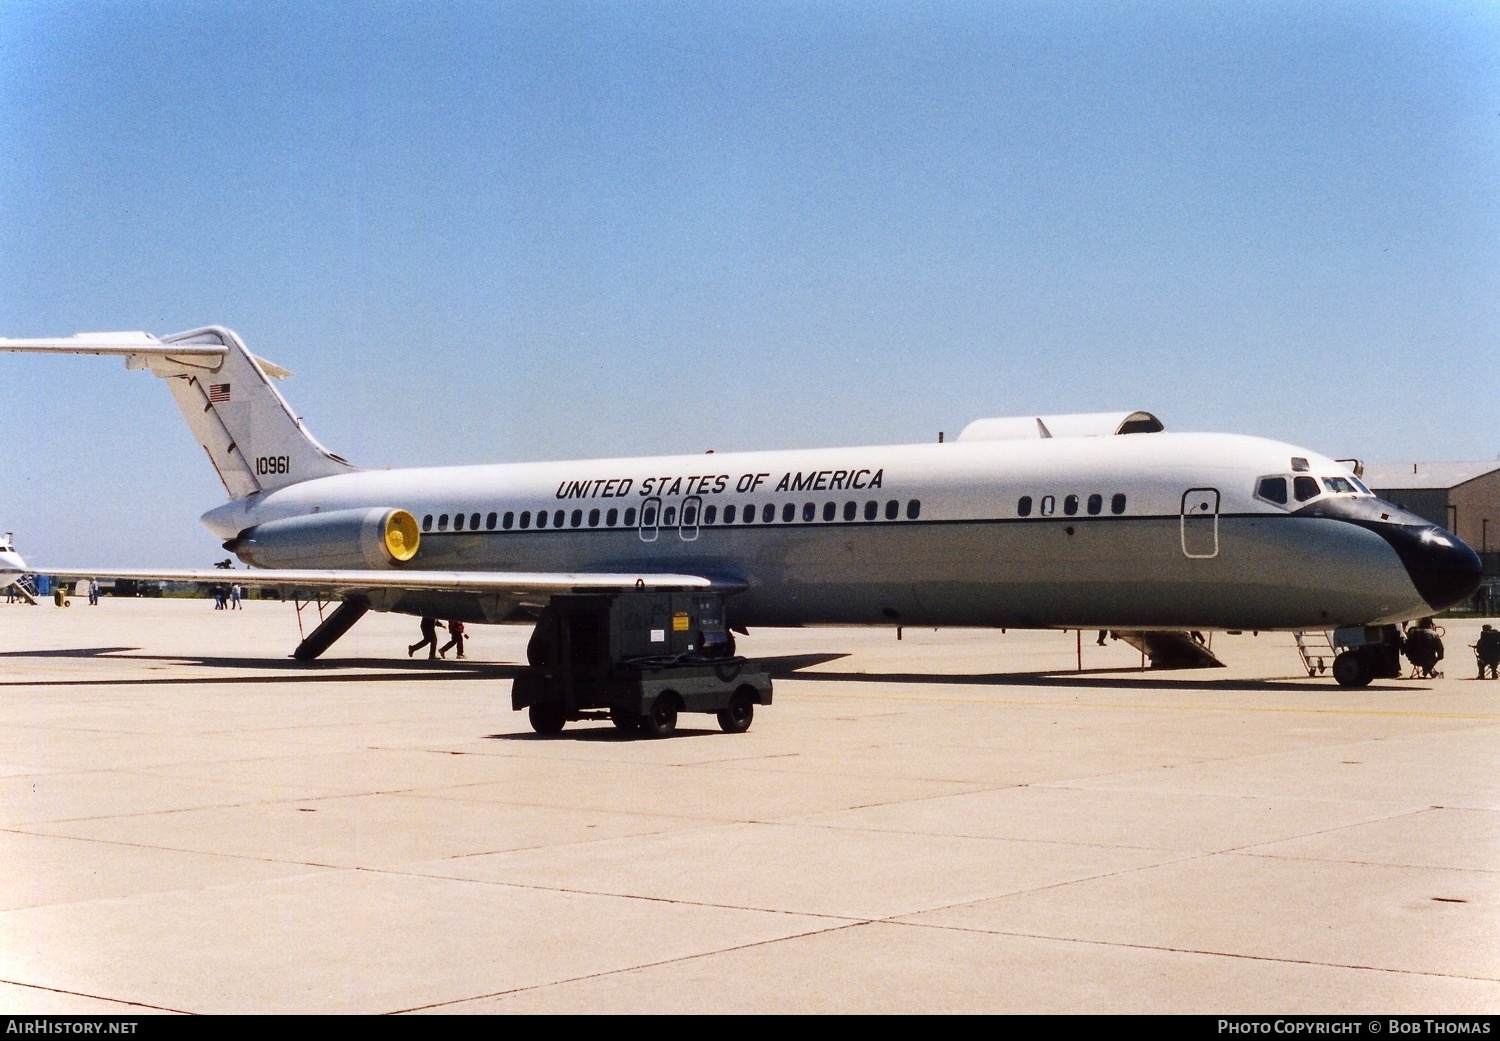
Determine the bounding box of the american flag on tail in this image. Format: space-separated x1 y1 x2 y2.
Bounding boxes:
208 383 231 403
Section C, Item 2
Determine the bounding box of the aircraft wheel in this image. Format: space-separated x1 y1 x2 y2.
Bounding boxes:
639 693 679 738
528 702 566 735
1332 651 1372 688
609 706 639 732
716 689 755 734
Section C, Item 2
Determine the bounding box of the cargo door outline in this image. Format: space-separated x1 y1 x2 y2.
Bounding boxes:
1180 488 1220 559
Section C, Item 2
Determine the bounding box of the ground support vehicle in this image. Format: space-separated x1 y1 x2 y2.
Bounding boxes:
511 591 773 737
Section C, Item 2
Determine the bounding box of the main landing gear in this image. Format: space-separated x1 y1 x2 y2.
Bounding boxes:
1330 624 1403 688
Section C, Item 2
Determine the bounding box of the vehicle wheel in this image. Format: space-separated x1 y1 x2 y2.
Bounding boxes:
528 702 566 734
639 692 679 737
1332 651 1372 688
609 705 639 732
716 689 755 733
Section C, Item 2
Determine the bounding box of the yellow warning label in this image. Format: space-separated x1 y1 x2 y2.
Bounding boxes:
672 612 690 631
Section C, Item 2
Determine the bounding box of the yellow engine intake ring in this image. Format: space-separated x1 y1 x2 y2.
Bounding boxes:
384 509 420 562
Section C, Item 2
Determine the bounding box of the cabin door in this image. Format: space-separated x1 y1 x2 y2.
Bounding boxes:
679 496 702 541
638 496 661 543
1180 488 1220 559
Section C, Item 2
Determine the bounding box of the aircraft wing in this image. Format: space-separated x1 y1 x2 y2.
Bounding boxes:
17 567 736 601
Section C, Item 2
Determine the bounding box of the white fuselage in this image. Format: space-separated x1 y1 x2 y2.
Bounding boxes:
202 431 1448 631
0 549 23 586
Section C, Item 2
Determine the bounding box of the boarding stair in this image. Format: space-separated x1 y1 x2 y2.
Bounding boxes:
1114 630 1225 669
1293 630 1335 677
8 575 37 606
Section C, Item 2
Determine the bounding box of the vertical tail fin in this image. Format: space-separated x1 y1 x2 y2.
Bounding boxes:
0 325 357 499
156 327 357 497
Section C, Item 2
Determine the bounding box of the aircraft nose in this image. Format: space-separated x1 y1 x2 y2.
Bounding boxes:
1294 496 1484 612
1381 523 1483 612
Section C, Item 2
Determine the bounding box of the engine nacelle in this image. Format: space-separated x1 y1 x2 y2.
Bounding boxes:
226 508 420 569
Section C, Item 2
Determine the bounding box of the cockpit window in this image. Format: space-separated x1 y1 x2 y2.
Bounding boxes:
1322 476 1357 495
1350 477 1371 495
1256 476 1288 505
1293 476 1321 502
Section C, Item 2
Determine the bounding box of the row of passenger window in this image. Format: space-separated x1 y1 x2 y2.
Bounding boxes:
422 498 924 533
1016 493 1127 518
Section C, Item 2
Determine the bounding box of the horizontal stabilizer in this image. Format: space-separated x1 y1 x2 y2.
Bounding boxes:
0 331 226 371
2 326 354 497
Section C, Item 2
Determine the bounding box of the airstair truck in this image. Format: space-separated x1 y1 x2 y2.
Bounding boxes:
512 590 772 737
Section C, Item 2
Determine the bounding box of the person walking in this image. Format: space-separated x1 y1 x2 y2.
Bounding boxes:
439 619 466 659
408 616 443 659
230 583 242 609
88 578 99 606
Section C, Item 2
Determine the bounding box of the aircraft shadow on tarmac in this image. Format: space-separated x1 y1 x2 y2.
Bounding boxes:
0 647 522 687
0 646 140 658
756 652 1360 692
0 647 1415 695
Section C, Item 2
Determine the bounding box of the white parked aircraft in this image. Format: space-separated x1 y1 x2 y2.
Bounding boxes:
0 533 25 587
0 326 1483 686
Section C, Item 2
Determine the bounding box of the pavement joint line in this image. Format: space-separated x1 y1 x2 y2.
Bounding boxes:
0 978 187 1015
780 687 1500 720
386 920 875 1014
890 920 1500 983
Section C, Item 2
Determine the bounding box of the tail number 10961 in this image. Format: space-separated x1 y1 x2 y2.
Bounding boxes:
255 455 291 476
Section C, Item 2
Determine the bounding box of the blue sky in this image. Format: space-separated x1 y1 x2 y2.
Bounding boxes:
2 1 1497 566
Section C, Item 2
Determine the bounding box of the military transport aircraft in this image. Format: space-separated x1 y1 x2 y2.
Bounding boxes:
0 327 1482 687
